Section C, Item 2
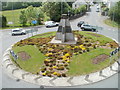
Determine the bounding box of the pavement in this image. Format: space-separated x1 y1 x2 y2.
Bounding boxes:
1 4 120 88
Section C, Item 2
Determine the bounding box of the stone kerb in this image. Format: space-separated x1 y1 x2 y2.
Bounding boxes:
2 43 119 87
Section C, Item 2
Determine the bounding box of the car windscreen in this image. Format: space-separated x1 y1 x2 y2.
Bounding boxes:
12 30 21 32
84 25 90 27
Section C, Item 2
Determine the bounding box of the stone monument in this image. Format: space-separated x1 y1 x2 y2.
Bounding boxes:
50 14 77 44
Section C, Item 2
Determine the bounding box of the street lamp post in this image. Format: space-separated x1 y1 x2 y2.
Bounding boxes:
112 7 115 21
12 1 15 28
68 10 70 18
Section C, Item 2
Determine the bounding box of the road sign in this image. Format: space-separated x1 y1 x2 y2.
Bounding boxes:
8 22 13 25
109 47 120 64
10 50 18 60
32 20 37 24
110 47 120 57
26 29 38 34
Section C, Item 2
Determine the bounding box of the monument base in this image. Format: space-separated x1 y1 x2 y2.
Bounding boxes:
50 37 77 44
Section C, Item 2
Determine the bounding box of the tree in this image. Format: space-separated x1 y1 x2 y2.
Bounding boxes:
26 5 37 25
19 6 44 26
37 7 44 24
42 2 71 22
19 10 27 26
1 15 7 27
72 5 87 15
108 1 120 23
2 2 42 11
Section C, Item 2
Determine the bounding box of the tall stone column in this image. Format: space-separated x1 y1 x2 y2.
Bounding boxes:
55 14 75 42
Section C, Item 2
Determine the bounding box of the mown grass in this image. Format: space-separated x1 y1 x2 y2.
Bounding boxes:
104 19 118 28
12 45 45 74
78 31 113 45
29 31 56 39
67 48 114 76
2 9 24 27
2 8 50 28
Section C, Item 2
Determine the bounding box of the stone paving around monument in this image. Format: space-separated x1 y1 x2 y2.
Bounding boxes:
2 45 119 87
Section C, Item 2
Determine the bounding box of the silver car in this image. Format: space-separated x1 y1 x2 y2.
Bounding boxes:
81 24 97 31
11 28 26 36
45 21 59 28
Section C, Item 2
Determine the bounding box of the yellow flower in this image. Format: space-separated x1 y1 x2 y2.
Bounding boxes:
52 66 57 69
74 46 79 48
45 59 50 62
73 53 77 55
67 46 71 48
79 45 86 50
45 53 49 56
79 45 83 48
66 60 70 63
81 47 86 50
42 72 46 76
65 53 70 57
48 48 53 51
53 72 58 75
54 45 57 47
62 56 69 60
72 48 75 50
45 53 53 56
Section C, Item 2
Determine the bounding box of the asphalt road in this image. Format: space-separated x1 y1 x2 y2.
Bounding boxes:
1 5 119 89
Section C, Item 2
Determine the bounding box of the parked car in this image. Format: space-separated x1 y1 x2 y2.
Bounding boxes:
77 21 85 27
81 24 97 31
96 8 99 12
45 21 59 28
11 28 26 36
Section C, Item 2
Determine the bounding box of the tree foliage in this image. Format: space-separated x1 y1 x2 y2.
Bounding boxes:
19 10 27 26
42 2 71 22
19 5 44 26
1 15 7 27
2 2 42 11
108 1 120 23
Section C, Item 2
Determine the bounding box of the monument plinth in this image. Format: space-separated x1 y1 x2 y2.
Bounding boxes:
50 14 77 44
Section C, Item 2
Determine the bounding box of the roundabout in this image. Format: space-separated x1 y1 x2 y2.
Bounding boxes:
2 30 119 86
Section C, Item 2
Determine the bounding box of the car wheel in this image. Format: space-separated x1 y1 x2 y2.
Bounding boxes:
93 29 96 32
81 29 84 31
22 33 25 35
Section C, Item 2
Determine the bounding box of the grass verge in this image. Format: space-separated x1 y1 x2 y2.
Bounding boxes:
67 48 114 76
104 19 118 28
77 31 113 45
12 45 45 74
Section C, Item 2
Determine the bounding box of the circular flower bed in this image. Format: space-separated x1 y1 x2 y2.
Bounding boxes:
12 31 119 77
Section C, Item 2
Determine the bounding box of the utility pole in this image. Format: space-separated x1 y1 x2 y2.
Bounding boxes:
12 1 14 27
112 7 115 21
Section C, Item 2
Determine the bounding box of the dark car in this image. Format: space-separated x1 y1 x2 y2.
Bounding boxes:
81 24 97 31
77 21 85 27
